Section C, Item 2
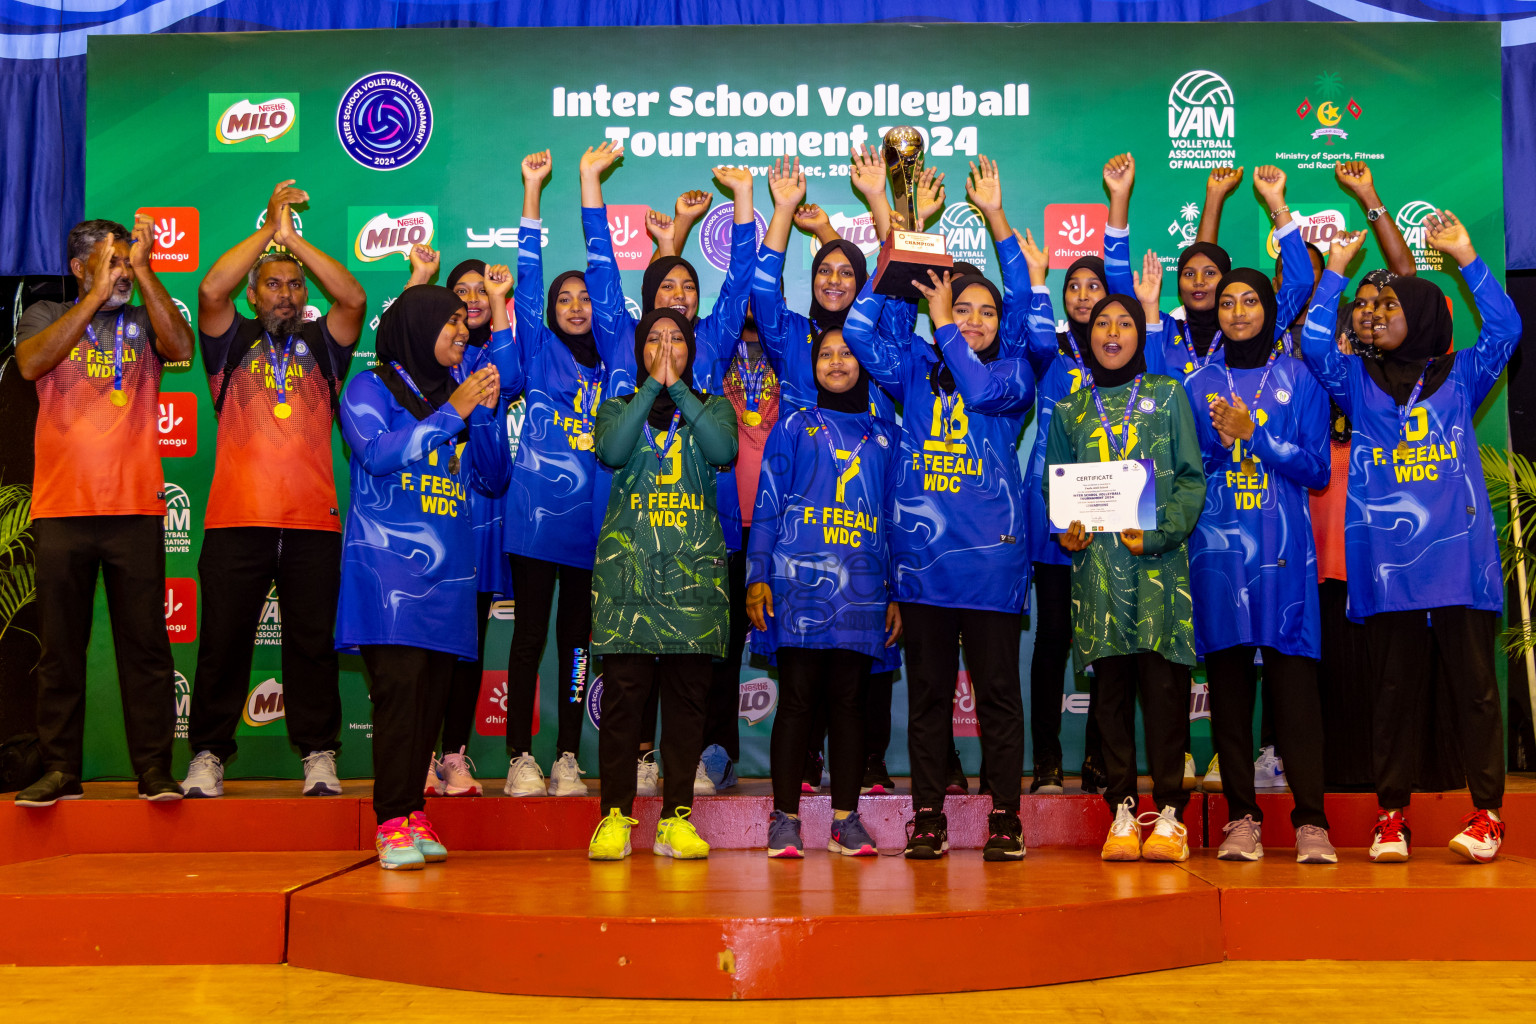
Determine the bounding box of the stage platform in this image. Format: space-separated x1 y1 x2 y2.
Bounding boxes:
3 777 1533 996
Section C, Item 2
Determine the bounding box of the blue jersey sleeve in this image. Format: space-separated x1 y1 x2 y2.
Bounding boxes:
876 294 919 352
994 231 1030 349
1248 368 1329 489
1298 270 1356 414
1026 285 1062 376
1145 315 1170 377
1271 221 1312 339
341 372 466 476
842 277 907 401
747 418 795 588
1457 257 1524 408
932 322 1035 414
1103 224 1134 297
750 243 796 376
484 326 525 400
514 221 552 374
582 205 638 381
464 405 511 498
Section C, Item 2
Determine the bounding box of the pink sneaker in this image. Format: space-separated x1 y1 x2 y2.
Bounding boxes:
441 747 482 796
423 756 446 797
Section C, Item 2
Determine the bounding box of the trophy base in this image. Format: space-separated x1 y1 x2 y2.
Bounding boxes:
872 230 954 299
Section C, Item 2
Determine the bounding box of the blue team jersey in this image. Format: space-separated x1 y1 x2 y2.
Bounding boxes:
747 406 899 658
336 373 511 659
1300 260 1521 620
505 222 627 570
844 281 1036 613
458 326 523 596
1185 355 1330 657
1021 286 1090 568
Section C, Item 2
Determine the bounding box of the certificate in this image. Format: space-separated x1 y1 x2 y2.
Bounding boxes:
1049 459 1157 534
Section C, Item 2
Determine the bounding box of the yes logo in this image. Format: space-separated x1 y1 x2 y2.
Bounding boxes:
1044 203 1107 268
209 94 300 152
165 577 197 642
158 392 198 456
134 207 199 272
607 204 654 269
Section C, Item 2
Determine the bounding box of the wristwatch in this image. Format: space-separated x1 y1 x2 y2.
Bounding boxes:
1366 206 1387 222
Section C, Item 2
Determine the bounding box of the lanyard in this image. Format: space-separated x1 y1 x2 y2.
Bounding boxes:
1221 341 1282 410
264 332 294 417
811 408 868 491
391 362 460 473
643 410 683 464
1177 320 1223 370
735 341 768 413
1395 366 1430 454
82 308 126 404
1087 373 1144 461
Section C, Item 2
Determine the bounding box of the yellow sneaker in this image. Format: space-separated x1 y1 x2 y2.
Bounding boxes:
1139 805 1191 862
588 807 637 861
1101 796 1142 861
1183 752 1197 790
654 807 711 859
1202 754 1223 793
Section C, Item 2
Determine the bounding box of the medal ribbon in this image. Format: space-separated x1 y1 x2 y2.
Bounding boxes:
1221 341 1282 412
390 362 460 473
82 309 126 398
810 408 869 495
735 340 766 413
1177 320 1223 370
1397 365 1431 448
643 410 683 464
264 332 294 406
1087 373 1144 461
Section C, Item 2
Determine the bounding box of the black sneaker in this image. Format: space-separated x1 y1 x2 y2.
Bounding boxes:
904 811 949 860
15 771 84 808
137 766 185 802
1079 754 1107 795
802 749 824 793
945 748 968 795
1030 757 1065 795
983 809 1026 861
860 757 896 795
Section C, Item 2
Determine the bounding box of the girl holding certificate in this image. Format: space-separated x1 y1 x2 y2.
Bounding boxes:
1300 217 1520 865
1184 268 1335 864
1044 286 1205 863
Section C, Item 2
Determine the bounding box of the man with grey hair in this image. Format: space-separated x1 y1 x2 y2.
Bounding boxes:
182 179 366 798
13 212 195 806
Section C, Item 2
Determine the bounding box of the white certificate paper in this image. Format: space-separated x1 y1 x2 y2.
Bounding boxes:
1049 459 1157 533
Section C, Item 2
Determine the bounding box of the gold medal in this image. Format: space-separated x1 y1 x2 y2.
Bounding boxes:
1241 458 1256 477
576 432 594 451
109 390 128 407
274 402 293 420
1396 442 1410 458
743 410 762 427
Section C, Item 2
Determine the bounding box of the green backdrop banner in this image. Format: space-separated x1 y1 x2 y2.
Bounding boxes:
79 22 1504 783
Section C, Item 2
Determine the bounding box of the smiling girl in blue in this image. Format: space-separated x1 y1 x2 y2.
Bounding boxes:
336 285 510 870
1299 216 1520 865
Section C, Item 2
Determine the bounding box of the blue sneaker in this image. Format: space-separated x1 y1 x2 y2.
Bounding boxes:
767 809 804 859
407 810 447 862
376 817 426 870
829 811 878 856
701 744 738 791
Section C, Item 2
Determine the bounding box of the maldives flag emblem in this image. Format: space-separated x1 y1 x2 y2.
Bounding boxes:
1296 97 1312 119
1348 97 1363 119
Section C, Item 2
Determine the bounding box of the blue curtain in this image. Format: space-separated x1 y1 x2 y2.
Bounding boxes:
3 1 1534 272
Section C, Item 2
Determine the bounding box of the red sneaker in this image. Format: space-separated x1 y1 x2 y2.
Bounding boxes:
1369 809 1411 863
1449 809 1504 864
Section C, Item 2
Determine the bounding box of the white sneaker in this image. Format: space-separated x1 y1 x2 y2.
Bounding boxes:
693 759 716 796
1182 752 1197 790
1254 745 1288 789
1449 809 1504 864
424 755 446 797
504 753 546 797
636 750 660 797
441 748 482 796
301 750 341 796
547 751 589 797
183 750 224 798
1202 754 1223 793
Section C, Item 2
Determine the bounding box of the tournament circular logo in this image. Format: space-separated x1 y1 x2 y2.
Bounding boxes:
699 203 768 273
336 71 433 171
586 674 604 730
1275 388 1292 405
1138 397 1157 413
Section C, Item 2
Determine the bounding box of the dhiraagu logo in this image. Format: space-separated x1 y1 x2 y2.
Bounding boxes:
209 94 300 152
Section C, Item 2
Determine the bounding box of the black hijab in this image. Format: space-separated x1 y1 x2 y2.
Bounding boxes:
930 274 1004 394
812 328 868 414
1214 268 1278 370
445 259 492 348
632 307 699 429
1342 268 1393 362
808 239 869 331
951 259 984 278
1364 274 1456 405
642 256 700 322
1082 295 1147 389
1060 255 1107 356
373 285 464 420
1177 242 1232 357
546 269 599 368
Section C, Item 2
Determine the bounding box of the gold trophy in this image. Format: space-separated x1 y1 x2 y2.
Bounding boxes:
872 126 953 298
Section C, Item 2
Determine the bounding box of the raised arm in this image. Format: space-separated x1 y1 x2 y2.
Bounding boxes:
1426 210 1525 407
1196 165 1244 245
1336 161 1416 277
405 244 439 288
578 140 635 344
914 271 1034 413
840 276 907 398
1253 166 1311 333
1102 153 1137 296
481 262 525 397
1298 230 1366 411
197 179 305 338
704 165 759 344
127 212 193 363
794 204 842 247
514 150 554 371
661 188 713 259
761 156 807 255
966 156 1028 346
276 204 367 347
17 234 125 380
849 144 894 243
1133 250 1170 378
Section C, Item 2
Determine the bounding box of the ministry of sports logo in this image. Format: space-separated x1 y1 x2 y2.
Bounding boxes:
336 72 433 170
938 202 988 274
1167 70 1236 169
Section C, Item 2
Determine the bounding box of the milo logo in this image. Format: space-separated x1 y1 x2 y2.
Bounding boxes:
350 208 437 266
218 98 296 144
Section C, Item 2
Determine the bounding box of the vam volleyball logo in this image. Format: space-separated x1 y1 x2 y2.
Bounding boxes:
336 72 433 170
256 584 282 647
938 202 988 273
1396 200 1447 272
1167 70 1236 169
162 482 192 554
348 208 438 268
173 671 191 740
209 94 300 152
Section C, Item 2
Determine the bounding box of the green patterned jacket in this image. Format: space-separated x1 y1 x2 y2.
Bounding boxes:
590 377 738 657
1043 373 1205 670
